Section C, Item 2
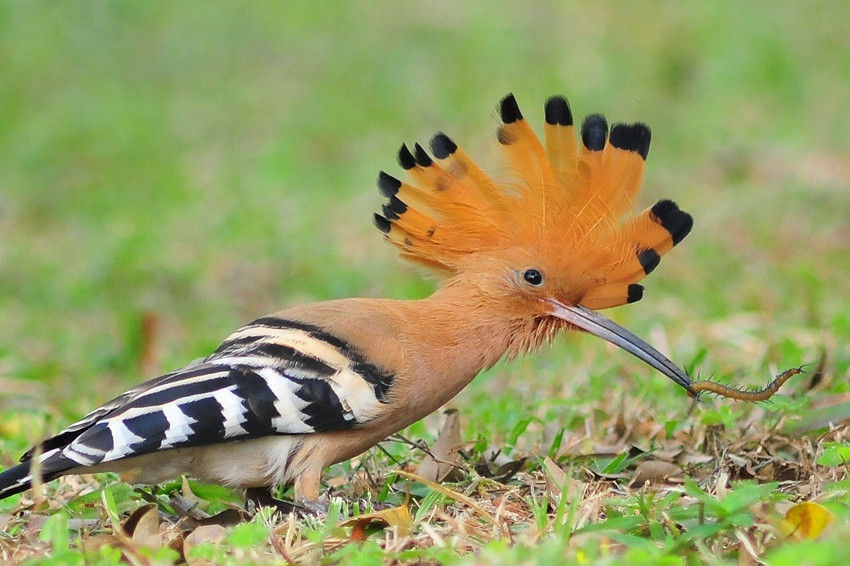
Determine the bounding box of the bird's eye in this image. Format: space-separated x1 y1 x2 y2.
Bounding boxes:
523 269 543 286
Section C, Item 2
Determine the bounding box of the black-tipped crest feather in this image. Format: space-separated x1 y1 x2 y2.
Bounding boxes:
500 93 523 123
398 144 416 170
545 96 573 126
374 93 692 312
378 171 401 197
581 114 608 151
430 133 457 159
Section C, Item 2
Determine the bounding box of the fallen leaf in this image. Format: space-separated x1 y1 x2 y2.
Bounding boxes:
81 533 122 554
476 448 521 478
138 311 162 376
491 458 526 483
186 523 229 545
343 504 413 540
629 461 683 487
0 514 15 531
121 504 156 536
542 456 566 497
416 409 464 482
677 451 714 466
184 524 229 566
542 457 586 507
194 508 248 528
780 501 835 540
124 504 162 550
181 476 210 513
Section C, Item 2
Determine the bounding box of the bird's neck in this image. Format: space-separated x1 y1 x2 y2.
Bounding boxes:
282 279 556 421
411 286 515 373
393 279 551 407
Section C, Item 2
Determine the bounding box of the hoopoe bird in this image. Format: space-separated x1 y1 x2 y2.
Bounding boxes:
0 93 694 506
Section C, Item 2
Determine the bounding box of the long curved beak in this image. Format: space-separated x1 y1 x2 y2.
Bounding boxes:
545 300 695 395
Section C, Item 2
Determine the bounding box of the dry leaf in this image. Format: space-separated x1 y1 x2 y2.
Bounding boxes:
629 461 683 487
193 508 248 528
780 501 835 540
184 524 229 565
677 451 714 467
782 397 850 435
542 456 586 507
542 456 567 497
123 504 163 550
493 459 526 483
82 504 169 562
81 533 122 554
416 409 464 482
342 504 413 540
138 311 162 376
180 476 210 513
0 514 14 532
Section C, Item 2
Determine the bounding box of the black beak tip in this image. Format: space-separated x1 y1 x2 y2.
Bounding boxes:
675 373 697 396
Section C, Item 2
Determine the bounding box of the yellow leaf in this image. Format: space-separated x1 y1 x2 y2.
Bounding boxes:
394 470 506 539
780 501 835 540
342 503 412 539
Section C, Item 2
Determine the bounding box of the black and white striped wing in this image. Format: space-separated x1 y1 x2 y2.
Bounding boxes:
39 317 395 469
19 362 206 462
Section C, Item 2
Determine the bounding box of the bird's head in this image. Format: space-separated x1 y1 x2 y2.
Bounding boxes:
374 93 694 393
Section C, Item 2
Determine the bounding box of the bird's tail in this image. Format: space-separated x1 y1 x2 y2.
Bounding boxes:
0 461 39 500
0 448 77 500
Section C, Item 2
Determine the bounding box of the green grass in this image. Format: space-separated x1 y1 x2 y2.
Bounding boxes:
1 2 850 564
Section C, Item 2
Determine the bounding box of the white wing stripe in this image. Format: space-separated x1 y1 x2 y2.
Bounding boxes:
161 402 196 448
104 420 145 460
213 388 249 438
254 366 316 434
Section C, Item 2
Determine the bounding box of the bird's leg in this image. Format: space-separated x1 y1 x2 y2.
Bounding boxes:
290 466 331 514
244 486 330 516
245 487 304 515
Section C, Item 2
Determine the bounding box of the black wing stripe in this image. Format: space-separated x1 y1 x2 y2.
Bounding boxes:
229 368 284 435
247 317 353 354
120 375 232 410
292 377 356 431
213 341 338 378
20 364 214 462
124 410 170 452
352 361 395 400
180 397 227 442
241 317 395 401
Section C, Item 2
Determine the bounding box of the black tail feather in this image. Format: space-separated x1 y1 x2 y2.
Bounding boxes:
0 462 38 500
0 450 79 500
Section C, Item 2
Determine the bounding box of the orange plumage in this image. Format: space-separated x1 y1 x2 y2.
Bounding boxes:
375 93 691 327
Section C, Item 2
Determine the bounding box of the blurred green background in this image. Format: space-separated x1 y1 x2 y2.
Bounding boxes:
1 2 848 441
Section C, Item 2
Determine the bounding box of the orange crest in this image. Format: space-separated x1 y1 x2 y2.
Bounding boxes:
374 94 692 310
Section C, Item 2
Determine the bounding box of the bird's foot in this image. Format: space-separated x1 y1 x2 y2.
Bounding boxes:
245 487 328 517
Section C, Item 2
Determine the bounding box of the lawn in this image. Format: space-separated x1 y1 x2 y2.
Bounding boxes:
1 2 849 564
